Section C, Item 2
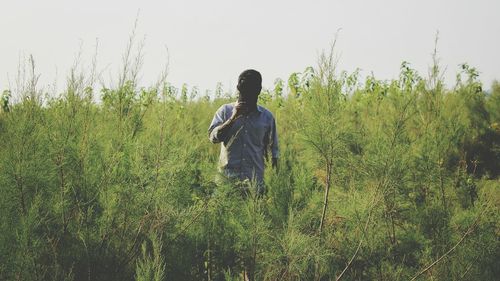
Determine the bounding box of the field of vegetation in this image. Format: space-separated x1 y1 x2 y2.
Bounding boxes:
0 41 499 281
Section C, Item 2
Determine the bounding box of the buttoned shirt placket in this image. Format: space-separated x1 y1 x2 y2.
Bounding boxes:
241 112 257 180
240 114 248 180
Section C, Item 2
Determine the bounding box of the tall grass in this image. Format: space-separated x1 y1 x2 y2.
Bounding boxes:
0 37 499 281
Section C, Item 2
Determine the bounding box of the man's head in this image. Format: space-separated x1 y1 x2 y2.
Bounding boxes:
237 69 262 99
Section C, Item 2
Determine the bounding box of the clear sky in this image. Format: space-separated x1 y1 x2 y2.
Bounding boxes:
1 0 499 94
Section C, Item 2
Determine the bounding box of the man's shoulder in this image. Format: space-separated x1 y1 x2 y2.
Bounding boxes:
257 105 275 119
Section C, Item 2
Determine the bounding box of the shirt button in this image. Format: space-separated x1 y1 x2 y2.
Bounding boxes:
242 158 245 161
243 143 246 147
245 130 248 133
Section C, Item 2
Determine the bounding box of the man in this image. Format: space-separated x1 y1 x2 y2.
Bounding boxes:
208 69 279 195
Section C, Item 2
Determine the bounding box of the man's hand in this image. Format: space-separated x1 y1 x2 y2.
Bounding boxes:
213 102 247 141
229 101 248 121
272 158 278 170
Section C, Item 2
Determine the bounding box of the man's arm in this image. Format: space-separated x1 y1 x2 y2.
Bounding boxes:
208 103 246 143
270 115 279 170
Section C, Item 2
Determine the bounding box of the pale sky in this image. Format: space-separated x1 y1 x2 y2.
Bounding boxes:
1 0 499 95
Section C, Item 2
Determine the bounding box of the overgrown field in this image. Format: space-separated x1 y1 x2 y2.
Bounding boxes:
0 50 499 280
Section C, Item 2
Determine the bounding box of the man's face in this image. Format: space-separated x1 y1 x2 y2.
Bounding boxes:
237 69 262 98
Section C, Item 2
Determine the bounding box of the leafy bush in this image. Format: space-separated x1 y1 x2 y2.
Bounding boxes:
0 47 498 281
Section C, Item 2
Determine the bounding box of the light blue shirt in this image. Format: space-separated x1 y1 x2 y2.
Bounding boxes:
208 103 279 183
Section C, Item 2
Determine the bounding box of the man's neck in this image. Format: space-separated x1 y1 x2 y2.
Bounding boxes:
246 103 258 113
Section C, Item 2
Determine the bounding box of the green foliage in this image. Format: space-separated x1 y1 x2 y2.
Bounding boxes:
135 233 166 281
0 52 499 281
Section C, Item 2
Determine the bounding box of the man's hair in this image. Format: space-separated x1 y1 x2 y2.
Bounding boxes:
237 69 262 95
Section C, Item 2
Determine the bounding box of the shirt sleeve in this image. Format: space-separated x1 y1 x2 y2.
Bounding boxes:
208 105 227 143
270 115 279 158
